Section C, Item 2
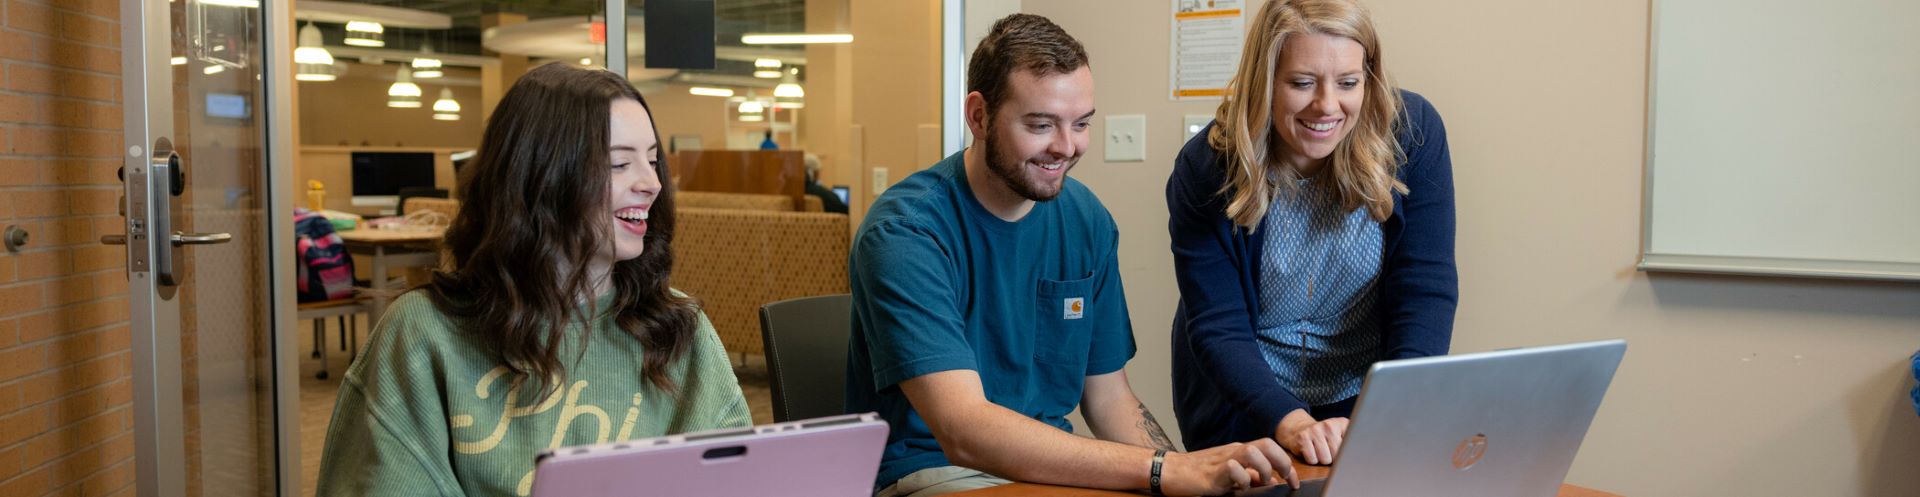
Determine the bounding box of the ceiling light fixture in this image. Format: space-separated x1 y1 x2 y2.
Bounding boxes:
344 20 385 47
432 88 460 121
738 98 764 122
741 33 852 45
387 66 422 108
294 23 336 81
411 43 443 78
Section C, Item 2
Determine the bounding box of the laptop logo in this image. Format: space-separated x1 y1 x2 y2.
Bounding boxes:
1452 434 1487 470
1063 298 1084 320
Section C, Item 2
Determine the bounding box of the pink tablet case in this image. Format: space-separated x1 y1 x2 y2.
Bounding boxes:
531 413 889 497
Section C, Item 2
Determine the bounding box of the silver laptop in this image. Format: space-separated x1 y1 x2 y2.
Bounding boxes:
531 413 888 497
1248 339 1627 497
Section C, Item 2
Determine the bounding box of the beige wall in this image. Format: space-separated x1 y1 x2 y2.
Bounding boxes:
297 62 485 148
850 0 944 219
643 82 733 155
1026 1 1920 496
805 0 855 191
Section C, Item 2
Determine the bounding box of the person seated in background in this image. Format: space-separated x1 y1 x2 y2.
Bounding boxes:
1166 0 1457 466
316 63 750 497
805 153 851 214
845 14 1298 497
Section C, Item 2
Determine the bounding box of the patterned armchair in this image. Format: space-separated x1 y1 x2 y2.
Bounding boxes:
670 205 850 357
675 191 825 212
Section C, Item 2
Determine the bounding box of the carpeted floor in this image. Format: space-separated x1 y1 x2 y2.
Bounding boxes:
292 317 775 497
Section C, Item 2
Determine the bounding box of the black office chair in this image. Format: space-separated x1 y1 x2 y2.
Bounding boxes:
758 294 853 422
395 187 449 215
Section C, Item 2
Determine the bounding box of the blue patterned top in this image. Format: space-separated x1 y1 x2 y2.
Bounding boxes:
1169 90 1455 451
1255 178 1384 406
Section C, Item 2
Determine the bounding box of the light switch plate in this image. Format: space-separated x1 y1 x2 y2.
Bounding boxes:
1183 115 1212 145
871 167 889 194
1104 114 1146 162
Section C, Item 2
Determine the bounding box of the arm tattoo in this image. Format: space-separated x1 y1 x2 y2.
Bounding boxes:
1137 402 1177 450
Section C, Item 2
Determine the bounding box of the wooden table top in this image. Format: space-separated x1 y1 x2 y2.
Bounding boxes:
335 226 445 244
948 462 1620 496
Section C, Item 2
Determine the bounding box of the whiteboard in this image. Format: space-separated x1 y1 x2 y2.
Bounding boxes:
1642 0 1920 281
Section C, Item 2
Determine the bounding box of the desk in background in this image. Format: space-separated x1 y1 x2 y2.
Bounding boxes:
336 227 444 322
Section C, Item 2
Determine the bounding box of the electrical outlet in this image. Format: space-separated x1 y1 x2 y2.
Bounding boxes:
1104 115 1146 162
871 167 889 193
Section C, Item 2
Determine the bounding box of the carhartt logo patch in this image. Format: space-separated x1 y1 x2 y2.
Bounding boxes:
1064 297 1084 320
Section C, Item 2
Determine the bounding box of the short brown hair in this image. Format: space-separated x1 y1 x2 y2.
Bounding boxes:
967 14 1089 116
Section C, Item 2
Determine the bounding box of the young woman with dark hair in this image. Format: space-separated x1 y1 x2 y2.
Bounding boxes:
317 63 749 497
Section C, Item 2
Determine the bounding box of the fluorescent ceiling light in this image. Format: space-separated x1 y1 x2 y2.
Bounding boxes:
741 33 852 45
689 87 735 97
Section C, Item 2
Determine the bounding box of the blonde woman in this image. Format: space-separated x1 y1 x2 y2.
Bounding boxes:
1166 0 1456 466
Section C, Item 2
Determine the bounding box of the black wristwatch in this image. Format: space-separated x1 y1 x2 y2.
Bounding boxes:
1150 449 1168 496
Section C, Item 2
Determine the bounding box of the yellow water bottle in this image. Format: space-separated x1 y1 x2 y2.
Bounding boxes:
306 180 326 211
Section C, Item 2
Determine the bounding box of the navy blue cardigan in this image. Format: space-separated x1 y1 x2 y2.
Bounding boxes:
1167 90 1459 450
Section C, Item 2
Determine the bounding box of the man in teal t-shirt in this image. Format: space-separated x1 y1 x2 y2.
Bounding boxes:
844 14 1297 497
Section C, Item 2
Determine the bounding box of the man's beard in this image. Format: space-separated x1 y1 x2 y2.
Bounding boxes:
982 122 1076 202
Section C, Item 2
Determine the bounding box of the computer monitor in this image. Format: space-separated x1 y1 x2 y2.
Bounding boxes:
350 152 436 209
831 185 850 205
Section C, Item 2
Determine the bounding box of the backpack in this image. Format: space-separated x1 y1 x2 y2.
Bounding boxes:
294 208 356 303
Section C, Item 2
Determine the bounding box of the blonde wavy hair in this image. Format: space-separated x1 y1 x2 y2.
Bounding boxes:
1208 0 1404 230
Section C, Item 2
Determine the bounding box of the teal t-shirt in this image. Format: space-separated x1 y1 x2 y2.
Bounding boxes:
845 151 1137 490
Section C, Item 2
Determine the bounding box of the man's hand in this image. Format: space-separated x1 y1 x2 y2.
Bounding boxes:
1159 438 1298 496
1276 409 1349 465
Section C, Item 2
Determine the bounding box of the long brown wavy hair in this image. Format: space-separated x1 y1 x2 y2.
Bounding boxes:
425 63 698 398
1209 0 1405 230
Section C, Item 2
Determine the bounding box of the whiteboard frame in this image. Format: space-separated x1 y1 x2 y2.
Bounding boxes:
1636 0 1920 282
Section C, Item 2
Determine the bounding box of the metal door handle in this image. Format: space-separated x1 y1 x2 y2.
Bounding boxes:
103 232 228 246
171 232 230 246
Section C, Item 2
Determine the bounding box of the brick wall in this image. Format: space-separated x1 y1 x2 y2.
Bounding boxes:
0 0 138 494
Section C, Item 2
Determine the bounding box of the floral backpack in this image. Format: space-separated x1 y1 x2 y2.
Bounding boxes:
294 208 355 302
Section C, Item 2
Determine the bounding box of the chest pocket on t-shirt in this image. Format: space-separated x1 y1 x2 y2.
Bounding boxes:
1034 274 1096 378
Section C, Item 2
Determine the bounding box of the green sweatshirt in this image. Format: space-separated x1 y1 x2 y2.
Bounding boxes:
316 290 751 497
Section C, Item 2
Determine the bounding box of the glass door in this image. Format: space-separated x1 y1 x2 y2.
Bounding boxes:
114 0 295 494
